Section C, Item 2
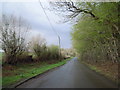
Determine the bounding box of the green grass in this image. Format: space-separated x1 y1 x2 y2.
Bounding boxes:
87 64 101 73
82 61 101 73
2 57 73 87
0 52 2 64
0 52 2 58
0 52 2 88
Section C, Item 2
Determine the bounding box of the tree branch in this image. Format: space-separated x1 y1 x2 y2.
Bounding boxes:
64 2 97 18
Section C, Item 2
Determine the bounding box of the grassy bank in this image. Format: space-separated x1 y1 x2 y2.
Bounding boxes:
0 53 2 59
3 57 73 87
81 61 119 85
0 53 2 64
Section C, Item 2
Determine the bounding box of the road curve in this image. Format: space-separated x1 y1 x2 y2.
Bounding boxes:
17 57 117 88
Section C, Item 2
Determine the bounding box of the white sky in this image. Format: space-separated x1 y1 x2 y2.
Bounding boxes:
0 1 73 48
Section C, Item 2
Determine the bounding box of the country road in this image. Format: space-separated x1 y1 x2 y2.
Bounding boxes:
17 57 117 88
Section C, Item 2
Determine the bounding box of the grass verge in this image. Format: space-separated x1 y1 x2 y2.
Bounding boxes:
2 57 73 87
81 61 119 85
0 52 3 64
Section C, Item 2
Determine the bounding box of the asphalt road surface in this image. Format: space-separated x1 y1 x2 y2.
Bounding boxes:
17 57 117 88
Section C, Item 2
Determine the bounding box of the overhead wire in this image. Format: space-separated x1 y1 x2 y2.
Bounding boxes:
38 0 61 53
38 0 60 37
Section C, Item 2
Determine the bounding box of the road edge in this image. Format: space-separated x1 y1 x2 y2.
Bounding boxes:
80 60 119 87
4 58 73 88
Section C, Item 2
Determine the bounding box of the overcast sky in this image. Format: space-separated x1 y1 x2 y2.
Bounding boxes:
1 1 73 49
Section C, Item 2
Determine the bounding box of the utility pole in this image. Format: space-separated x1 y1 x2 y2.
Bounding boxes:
58 35 61 60
38 0 61 60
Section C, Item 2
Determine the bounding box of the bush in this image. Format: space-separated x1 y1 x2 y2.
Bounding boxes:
16 52 33 63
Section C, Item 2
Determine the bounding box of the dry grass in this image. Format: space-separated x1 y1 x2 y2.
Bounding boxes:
83 61 119 84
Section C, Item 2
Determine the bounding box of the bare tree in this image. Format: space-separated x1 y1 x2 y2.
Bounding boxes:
30 35 47 61
49 2 98 22
0 14 30 64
